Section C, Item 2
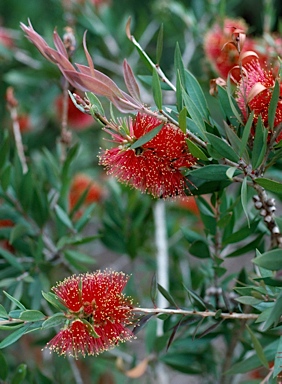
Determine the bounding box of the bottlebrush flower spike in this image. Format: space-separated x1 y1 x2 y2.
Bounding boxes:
203 18 255 79
20 20 143 113
46 270 135 358
69 173 104 211
99 113 197 198
235 57 282 140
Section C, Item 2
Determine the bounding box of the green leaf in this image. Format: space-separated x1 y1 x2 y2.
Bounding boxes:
185 69 209 119
273 336 282 377
0 305 8 318
255 177 282 194
42 313 66 329
41 291 67 311
227 341 277 374
246 325 268 368
182 284 214 310
0 351 8 380
81 319 100 338
206 133 239 162
241 177 250 227
138 75 171 90
85 91 105 116
0 134 9 170
9 223 30 245
61 144 79 187
152 67 162 110
0 324 30 349
239 111 254 157
226 75 244 125
156 24 163 64
157 284 178 308
251 116 267 169
223 220 260 245
178 107 187 133
176 71 183 112
217 86 240 128
268 80 280 130
64 250 94 265
224 123 249 162
54 204 73 230
236 296 263 305
19 310 45 322
130 123 163 149
0 164 11 191
253 249 282 270
160 353 202 374
174 43 186 89
189 240 210 259
187 164 240 181
263 292 282 330
3 291 25 311
11 363 27 384
186 139 209 161
182 90 206 138
226 234 263 257
0 248 23 271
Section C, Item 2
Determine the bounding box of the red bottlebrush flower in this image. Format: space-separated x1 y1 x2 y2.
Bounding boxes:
176 196 199 215
69 173 103 211
46 270 135 358
0 219 14 252
55 94 94 130
99 113 197 198
18 114 31 133
235 59 282 141
204 18 252 79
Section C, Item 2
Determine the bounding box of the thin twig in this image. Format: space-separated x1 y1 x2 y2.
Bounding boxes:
133 307 259 320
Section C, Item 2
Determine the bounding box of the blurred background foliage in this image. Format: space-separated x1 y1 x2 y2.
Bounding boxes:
0 0 282 383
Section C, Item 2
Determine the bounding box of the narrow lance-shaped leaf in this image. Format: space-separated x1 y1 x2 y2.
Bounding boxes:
0 324 30 349
123 60 141 102
206 132 239 162
186 139 209 161
268 80 280 130
152 67 163 111
185 69 209 119
182 283 215 310
176 71 183 112
255 177 282 195
252 249 282 271
226 75 244 125
19 310 45 321
273 336 282 377
251 116 267 169
263 292 282 330
157 284 178 308
11 363 27 384
150 274 157 307
130 123 163 149
174 43 186 89
85 91 105 116
246 325 268 368
182 89 206 138
241 177 250 227
54 204 73 230
239 111 254 157
178 107 187 133
3 291 25 311
156 24 163 64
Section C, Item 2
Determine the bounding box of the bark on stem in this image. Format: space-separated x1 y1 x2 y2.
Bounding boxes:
133 307 259 320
